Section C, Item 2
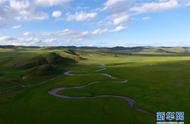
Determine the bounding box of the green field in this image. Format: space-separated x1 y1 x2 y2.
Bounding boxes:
0 47 189 124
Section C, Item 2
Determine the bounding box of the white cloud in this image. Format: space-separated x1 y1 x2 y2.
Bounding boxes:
35 0 71 7
44 26 126 37
102 0 181 26
112 25 126 32
0 16 4 21
92 25 126 35
0 2 16 25
142 16 151 20
0 36 15 42
102 0 131 26
0 0 188 46
42 28 89 41
0 35 66 46
0 25 126 46
0 0 48 25
176 0 190 6
92 29 109 35
52 10 62 18
112 15 129 25
105 0 123 7
100 13 130 26
44 38 57 43
16 10 48 21
130 0 179 13
0 0 6 5
41 25 126 42
0 36 43 46
66 11 97 22
23 32 30 36
8 0 49 21
10 0 30 10
12 25 22 29
103 0 131 13
188 0 190 6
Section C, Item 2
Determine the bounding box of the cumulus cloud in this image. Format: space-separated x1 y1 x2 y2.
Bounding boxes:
0 17 3 21
142 16 151 20
92 29 109 35
0 0 49 25
12 25 22 29
102 0 181 26
0 35 43 46
23 32 30 36
35 0 71 7
0 0 6 5
0 35 66 46
9 0 48 21
0 2 16 25
176 0 190 6
52 10 62 18
66 11 97 22
15 10 48 21
0 0 188 46
188 0 190 6
42 26 126 41
0 36 16 43
102 0 131 26
10 0 30 10
92 25 126 35
112 15 129 25
103 0 132 13
100 13 130 26
112 25 126 32
130 0 179 13
41 28 89 41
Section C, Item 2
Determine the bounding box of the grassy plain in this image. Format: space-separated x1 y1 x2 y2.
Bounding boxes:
0 47 190 124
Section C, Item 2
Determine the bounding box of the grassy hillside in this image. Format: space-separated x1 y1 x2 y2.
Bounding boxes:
0 47 189 124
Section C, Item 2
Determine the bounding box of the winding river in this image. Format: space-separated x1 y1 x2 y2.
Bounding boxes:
48 64 154 116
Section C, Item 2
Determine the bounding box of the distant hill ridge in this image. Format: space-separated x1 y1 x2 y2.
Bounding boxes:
1 45 190 55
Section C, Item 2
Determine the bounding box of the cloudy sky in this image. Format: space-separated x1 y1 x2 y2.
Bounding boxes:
0 0 190 47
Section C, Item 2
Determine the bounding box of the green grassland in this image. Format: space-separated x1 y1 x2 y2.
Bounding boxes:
0 47 190 124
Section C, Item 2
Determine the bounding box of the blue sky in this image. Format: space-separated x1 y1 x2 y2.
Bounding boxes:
0 0 190 47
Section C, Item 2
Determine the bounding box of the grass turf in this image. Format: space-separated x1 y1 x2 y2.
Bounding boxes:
0 48 190 124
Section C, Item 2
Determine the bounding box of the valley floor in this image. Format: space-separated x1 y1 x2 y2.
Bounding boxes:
0 48 190 124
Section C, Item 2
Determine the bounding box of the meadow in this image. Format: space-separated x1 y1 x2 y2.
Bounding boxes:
0 47 189 124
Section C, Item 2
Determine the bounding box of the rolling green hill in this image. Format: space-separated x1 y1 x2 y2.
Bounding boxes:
0 46 189 124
